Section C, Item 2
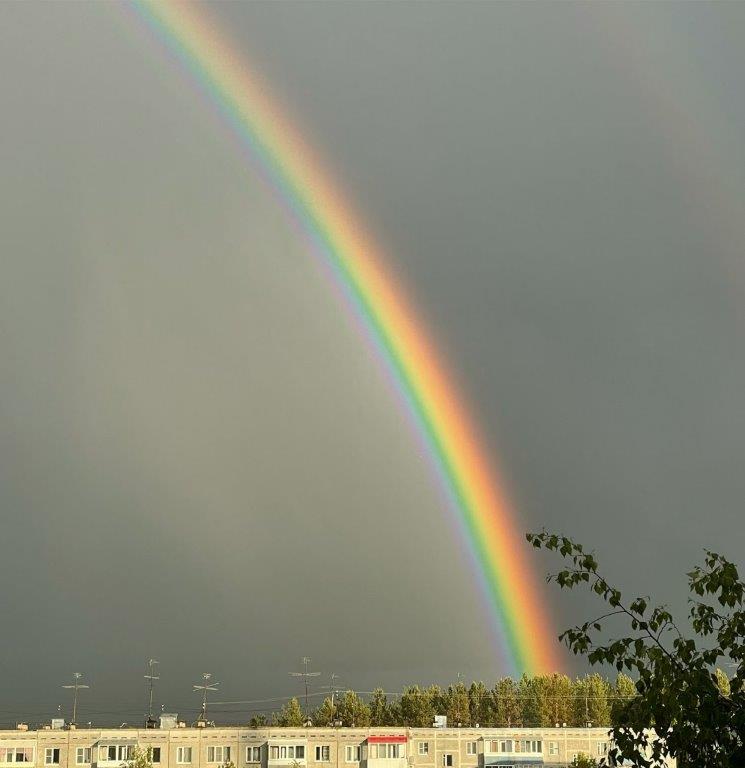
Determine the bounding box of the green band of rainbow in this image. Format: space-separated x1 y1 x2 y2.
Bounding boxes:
130 0 561 674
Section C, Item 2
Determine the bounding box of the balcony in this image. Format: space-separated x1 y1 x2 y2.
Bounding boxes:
366 736 407 768
267 744 307 766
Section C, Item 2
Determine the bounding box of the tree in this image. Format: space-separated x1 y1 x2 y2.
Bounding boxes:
369 688 391 726
445 683 470 726
386 696 402 726
335 691 370 727
312 697 336 727
426 685 445 718
399 686 435 727
126 748 153 768
274 697 305 727
572 674 611 727
611 673 637 724
492 677 521 727
468 681 491 726
528 530 745 767
545 673 573 727
518 673 542 726
570 755 598 768
248 714 268 728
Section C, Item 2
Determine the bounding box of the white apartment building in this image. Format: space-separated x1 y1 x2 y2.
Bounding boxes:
0 725 675 768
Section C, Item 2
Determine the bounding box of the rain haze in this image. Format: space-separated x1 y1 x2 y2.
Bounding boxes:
1 1 744 725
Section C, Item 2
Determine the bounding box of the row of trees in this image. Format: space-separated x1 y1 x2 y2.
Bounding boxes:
255 672 651 728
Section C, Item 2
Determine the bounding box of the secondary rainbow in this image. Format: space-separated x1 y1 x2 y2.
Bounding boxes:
129 0 561 674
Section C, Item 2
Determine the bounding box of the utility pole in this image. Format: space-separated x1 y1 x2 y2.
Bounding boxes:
289 657 320 717
329 673 340 710
144 660 160 728
62 673 89 727
193 673 219 723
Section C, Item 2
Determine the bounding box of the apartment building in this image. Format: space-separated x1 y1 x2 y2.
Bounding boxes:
0 725 675 768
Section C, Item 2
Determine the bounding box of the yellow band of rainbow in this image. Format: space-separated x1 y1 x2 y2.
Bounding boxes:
130 0 561 675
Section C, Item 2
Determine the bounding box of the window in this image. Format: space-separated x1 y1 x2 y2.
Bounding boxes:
417 743 428 757
246 748 261 763
45 750 60 766
597 743 608 757
466 743 476 756
519 741 542 754
99 747 133 764
498 742 513 754
177 748 193 765
149 749 161 764
344 747 360 763
0 750 34 765
374 746 399 760
315 747 330 763
207 747 231 764
442 756 453 768
76 749 92 765
547 743 558 757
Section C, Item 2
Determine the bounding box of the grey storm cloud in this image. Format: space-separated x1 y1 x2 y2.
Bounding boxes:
1 0 744 724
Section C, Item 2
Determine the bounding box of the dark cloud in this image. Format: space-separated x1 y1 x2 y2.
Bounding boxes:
1 1 744 724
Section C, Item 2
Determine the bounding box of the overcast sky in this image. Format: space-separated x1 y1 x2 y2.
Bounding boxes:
1 1 744 726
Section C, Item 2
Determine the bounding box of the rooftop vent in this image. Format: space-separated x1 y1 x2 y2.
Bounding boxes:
159 714 178 730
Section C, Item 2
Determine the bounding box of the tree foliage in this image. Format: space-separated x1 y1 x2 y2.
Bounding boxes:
266 673 638 730
467 681 489 726
273 697 305 727
311 697 336 727
248 714 268 728
398 686 435 727
570 755 598 768
528 530 745 767
126 748 153 768
444 683 470 726
492 677 521 727
369 688 392 726
335 690 371 727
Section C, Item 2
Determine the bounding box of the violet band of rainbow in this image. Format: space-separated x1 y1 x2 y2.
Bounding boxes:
130 0 562 675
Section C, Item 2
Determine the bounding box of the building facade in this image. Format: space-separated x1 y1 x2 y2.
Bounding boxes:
0 725 674 768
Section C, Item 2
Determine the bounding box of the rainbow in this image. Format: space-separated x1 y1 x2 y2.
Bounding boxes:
128 0 561 674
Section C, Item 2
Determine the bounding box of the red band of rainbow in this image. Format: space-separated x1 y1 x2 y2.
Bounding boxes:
129 0 561 675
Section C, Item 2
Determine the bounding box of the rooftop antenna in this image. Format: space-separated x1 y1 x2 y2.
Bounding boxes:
193 673 219 723
329 673 340 709
144 659 160 728
62 673 89 727
289 657 320 716
321 673 342 709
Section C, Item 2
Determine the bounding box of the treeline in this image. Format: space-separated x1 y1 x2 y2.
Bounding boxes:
251 673 639 729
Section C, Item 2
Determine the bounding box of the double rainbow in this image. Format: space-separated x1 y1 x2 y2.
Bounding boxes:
130 0 560 674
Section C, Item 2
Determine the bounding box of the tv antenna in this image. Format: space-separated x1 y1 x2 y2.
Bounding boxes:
289 657 320 715
62 673 89 726
321 673 342 708
193 673 219 722
144 659 160 728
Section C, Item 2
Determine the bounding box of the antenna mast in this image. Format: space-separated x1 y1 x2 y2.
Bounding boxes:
61 673 89 726
289 657 320 717
193 673 219 723
144 659 160 728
